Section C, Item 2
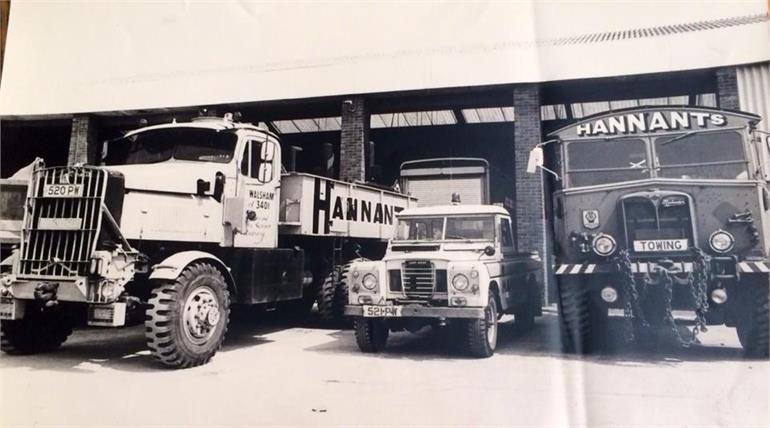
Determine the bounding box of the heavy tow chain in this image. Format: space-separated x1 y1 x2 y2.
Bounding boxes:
614 248 710 346
687 247 711 345
614 249 647 342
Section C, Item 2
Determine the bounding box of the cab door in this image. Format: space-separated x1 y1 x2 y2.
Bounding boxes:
233 133 281 248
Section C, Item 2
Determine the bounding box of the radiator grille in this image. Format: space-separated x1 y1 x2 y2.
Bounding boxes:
402 260 435 299
19 167 107 279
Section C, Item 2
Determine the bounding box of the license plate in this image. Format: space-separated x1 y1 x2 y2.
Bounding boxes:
633 239 688 252
43 184 83 198
363 305 402 317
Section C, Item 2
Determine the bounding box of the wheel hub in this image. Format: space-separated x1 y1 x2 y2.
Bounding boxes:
183 287 220 344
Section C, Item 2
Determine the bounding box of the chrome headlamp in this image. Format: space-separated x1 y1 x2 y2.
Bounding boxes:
592 234 617 257
361 273 378 291
451 273 470 292
709 230 734 253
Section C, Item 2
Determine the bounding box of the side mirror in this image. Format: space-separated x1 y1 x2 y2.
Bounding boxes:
260 141 275 162
526 147 544 174
213 172 225 202
484 245 496 256
196 179 211 196
526 145 561 181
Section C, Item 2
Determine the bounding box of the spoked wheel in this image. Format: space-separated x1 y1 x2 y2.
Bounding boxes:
737 283 769 359
145 262 230 369
0 305 73 355
354 317 389 353
464 294 499 358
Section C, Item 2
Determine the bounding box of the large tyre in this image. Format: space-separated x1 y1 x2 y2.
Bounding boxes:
737 284 769 358
354 317 388 352
317 265 350 326
464 293 499 358
559 276 594 354
145 262 230 369
0 305 73 354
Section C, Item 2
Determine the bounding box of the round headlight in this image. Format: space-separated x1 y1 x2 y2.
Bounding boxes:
592 234 617 257
452 274 470 292
709 230 734 253
361 273 378 290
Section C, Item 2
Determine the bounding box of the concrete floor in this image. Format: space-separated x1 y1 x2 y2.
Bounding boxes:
0 306 767 427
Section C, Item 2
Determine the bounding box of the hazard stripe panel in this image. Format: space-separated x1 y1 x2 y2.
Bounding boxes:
738 261 770 273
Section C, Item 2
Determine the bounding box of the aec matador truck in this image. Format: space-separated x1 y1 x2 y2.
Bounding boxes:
528 106 769 357
0 114 415 368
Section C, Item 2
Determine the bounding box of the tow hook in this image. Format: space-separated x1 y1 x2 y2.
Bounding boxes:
34 282 59 307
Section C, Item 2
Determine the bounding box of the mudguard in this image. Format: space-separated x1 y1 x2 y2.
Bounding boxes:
149 251 236 293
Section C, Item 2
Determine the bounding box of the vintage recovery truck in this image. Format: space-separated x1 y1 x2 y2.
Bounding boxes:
0 114 415 368
344 203 542 357
528 106 770 357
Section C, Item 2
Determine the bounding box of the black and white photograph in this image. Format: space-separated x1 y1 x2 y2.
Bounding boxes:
0 1 768 426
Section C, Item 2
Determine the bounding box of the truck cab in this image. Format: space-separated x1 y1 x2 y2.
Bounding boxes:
345 204 542 357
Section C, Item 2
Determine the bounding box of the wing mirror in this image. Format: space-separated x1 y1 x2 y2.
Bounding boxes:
526 143 560 181
260 141 275 162
484 245 496 256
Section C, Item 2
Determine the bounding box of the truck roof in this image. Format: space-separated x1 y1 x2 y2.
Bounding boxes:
124 117 277 139
397 204 509 217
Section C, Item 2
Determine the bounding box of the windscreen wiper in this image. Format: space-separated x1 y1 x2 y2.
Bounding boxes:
660 131 695 145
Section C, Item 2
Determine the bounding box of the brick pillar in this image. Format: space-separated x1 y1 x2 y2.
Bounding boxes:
68 114 99 165
513 84 552 299
716 67 740 110
340 97 368 182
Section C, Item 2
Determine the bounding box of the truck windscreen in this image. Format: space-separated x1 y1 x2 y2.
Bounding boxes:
654 130 747 179
104 128 237 165
567 138 648 187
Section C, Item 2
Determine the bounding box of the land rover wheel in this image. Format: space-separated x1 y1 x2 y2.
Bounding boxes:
354 317 388 352
737 284 769 358
145 262 230 369
464 294 498 358
0 305 73 354
559 276 594 354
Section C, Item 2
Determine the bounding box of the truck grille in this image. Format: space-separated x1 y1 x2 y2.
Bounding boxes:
402 260 435 299
19 166 107 279
622 194 694 253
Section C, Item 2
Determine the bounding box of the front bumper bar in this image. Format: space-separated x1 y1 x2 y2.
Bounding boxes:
345 305 484 318
555 260 770 276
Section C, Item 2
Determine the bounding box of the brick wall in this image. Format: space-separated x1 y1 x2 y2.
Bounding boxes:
716 67 740 110
513 84 552 295
67 114 98 165
340 97 368 182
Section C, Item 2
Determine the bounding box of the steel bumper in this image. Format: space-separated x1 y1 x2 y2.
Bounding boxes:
344 305 485 318
1 276 88 302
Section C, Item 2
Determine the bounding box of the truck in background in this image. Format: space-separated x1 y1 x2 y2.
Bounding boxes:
0 114 415 368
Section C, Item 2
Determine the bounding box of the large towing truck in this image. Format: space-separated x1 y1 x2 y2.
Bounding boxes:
0 114 415 368
528 106 769 357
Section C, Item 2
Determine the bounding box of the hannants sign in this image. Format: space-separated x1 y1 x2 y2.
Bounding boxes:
576 110 727 137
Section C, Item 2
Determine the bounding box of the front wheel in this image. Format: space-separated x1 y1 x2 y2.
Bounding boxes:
354 317 388 352
464 294 499 358
737 284 769 358
145 262 231 369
